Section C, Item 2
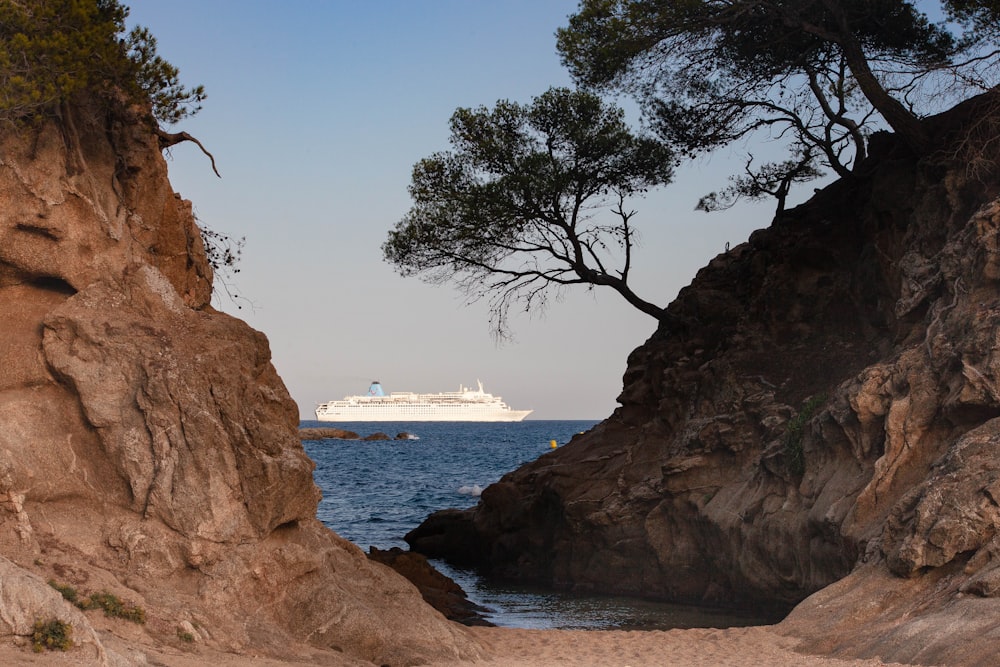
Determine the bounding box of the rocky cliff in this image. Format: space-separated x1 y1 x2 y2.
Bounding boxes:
408 92 1000 665
0 100 480 665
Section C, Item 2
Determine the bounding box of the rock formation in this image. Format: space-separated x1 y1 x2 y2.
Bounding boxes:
299 427 361 440
407 91 1000 664
367 547 492 626
298 428 418 441
0 99 479 665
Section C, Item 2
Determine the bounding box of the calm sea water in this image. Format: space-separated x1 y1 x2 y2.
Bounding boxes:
301 419 777 630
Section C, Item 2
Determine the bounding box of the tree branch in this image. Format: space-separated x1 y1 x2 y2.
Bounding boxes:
156 128 221 177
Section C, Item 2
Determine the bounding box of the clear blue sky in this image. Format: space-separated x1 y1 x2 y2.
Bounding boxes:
127 1 777 420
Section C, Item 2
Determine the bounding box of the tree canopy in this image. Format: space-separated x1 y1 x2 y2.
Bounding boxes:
947 0 1000 31
383 87 675 337
557 0 1000 208
385 1 1000 337
0 0 204 127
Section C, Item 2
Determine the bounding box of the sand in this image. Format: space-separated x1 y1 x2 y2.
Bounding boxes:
426 626 909 667
0 625 913 666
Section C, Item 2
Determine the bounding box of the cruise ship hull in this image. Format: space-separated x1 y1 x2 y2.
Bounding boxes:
314 408 532 423
314 381 532 422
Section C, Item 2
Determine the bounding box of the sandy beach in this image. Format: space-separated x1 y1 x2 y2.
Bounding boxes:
425 626 907 667
0 624 912 666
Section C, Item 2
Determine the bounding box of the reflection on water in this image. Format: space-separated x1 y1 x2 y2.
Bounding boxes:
434 560 785 630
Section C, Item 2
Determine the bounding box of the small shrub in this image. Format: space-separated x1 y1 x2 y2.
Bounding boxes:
49 581 147 624
783 394 826 476
83 592 146 624
32 618 72 652
177 629 195 643
48 580 80 605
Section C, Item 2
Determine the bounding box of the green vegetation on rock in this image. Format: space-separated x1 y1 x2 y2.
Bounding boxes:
50 581 146 624
85 591 146 624
783 394 826 477
0 0 204 126
32 618 72 652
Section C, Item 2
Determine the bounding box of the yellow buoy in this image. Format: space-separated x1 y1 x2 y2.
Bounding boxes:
550 439 558 449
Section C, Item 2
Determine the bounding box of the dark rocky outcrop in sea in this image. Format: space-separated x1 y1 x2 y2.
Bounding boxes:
298 426 361 440
298 427 417 441
407 91 1000 665
0 97 480 665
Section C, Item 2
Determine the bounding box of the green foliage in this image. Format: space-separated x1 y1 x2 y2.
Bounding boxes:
384 86 674 337
783 394 826 477
32 618 73 652
697 150 823 214
124 25 205 124
83 591 146 624
177 629 195 643
0 0 204 125
557 1 1000 209
48 580 80 606
946 0 1000 41
946 0 1000 23
49 581 146 624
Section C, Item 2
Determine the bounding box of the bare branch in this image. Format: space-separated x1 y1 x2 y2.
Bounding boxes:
156 128 221 177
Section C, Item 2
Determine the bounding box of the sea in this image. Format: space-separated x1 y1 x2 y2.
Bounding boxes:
301 419 779 630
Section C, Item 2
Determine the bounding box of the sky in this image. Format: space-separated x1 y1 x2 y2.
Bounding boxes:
125 1 779 420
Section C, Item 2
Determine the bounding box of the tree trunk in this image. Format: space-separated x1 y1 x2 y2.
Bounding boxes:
838 37 929 154
812 0 929 154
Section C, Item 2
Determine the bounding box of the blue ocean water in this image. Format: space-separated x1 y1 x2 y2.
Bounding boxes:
302 419 776 630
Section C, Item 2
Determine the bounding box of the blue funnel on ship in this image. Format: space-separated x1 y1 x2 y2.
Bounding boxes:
368 381 385 396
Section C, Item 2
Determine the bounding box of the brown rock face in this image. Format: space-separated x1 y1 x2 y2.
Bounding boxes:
0 101 478 664
407 94 1000 663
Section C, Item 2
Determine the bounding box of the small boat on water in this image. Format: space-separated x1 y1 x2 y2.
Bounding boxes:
314 380 532 422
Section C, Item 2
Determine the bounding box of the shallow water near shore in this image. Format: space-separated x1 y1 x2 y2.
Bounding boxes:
302 419 781 630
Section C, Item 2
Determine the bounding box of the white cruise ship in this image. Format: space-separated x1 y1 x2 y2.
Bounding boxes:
314 381 532 422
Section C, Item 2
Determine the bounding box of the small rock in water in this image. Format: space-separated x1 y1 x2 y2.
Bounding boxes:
298 427 359 440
